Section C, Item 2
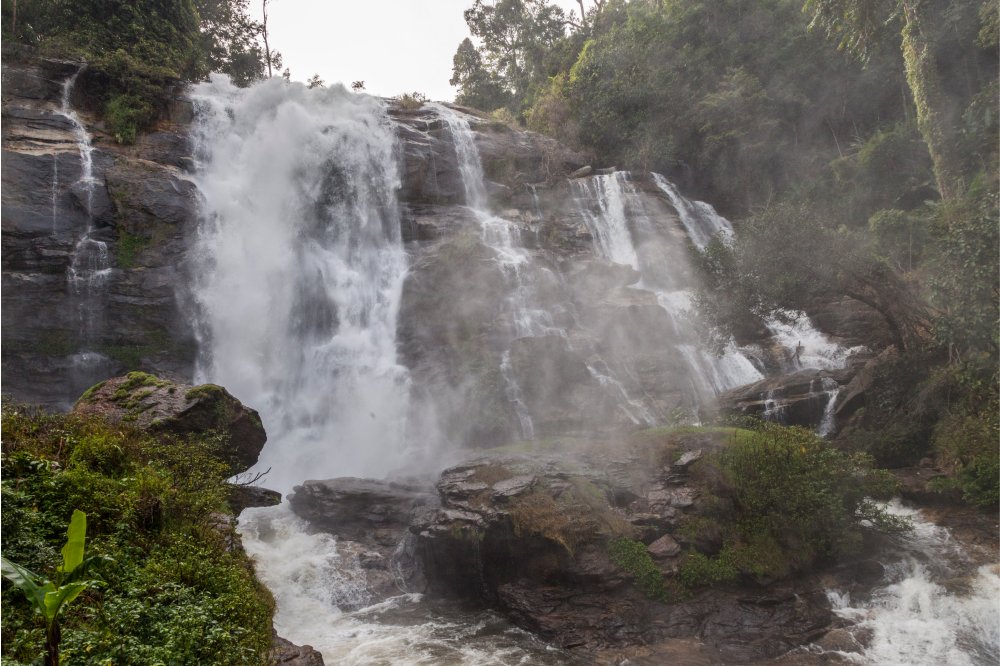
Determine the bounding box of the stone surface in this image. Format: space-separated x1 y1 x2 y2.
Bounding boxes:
72 373 266 474
288 477 438 600
647 533 681 559
270 635 325 666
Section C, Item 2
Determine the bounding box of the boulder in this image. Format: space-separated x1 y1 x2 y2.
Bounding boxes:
289 477 436 544
718 369 847 430
270 635 325 666
72 372 266 474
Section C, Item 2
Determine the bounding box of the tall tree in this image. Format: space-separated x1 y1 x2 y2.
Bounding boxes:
451 36 512 109
804 0 966 200
457 0 568 103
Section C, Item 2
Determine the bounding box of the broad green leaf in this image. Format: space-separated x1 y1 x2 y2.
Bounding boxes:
43 581 91 619
60 509 87 575
1 555 49 615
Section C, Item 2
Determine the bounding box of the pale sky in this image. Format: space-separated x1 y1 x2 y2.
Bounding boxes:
251 0 583 101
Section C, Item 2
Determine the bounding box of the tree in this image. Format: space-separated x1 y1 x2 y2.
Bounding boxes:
452 0 568 110
261 0 272 77
195 0 267 84
804 0 966 200
450 37 511 110
1 510 106 666
698 204 935 352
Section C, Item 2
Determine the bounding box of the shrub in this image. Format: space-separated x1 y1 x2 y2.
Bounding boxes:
719 425 903 566
0 403 273 665
608 537 666 600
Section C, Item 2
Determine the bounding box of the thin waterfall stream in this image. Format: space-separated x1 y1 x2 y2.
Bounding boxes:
58 65 115 388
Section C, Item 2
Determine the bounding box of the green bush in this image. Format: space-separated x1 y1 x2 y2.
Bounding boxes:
608 537 665 600
0 404 273 665
677 548 737 588
106 93 156 145
719 425 903 566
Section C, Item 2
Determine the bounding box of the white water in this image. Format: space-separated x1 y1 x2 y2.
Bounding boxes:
826 501 1000 665
59 65 112 345
190 81 574 664
190 75 413 492
241 505 566 665
571 172 763 404
766 309 865 371
651 172 733 251
815 376 840 437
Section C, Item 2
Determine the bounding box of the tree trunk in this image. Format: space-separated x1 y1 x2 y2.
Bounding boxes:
899 0 964 201
262 0 272 78
846 268 935 352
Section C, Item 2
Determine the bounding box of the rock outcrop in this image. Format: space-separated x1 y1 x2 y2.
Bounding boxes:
72 372 266 474
289 431 840 662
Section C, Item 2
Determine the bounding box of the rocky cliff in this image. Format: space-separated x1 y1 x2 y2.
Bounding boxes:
2 55 870 442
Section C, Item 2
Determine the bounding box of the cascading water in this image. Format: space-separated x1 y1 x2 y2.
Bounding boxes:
432 104 561 438
766 308 865 372
190 78 568 664
190 75 413 490
650 173 733 251
571 172 763 406
58 65 114 384
822 500 1000 665
815 376 840 437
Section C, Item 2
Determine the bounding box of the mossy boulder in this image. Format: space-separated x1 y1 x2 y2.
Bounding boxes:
72 372 266 474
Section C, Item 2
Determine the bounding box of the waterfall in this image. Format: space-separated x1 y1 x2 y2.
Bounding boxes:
431 103 551 437
571 172 763 404
816 376 840 437
188 78 572 665
189 75 412 491
58 65 113 382
651 172 732 251
824 501 1000 665
766 309 864 371
500 350 535 440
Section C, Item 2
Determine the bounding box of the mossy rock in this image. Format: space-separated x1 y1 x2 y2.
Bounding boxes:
73 373 266 475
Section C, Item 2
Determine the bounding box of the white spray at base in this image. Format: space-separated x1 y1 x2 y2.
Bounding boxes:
240 505 566 665
824 500 1000 666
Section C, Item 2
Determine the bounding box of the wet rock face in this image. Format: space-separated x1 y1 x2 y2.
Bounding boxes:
270 636 325 666
2 59 197 407
288 478 438 603
72 372 266 475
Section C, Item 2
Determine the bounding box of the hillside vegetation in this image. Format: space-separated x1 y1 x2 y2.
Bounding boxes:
1 404 274 665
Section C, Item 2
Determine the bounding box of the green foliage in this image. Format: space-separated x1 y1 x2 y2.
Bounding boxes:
395 92 429 110
0 404 273 665
928 181 1000 357
2 0 270 142
927 359 1000 507
608 537 666 600
720 425 903 561
105 94 154 145
1 510 106 666
674 425 906 589
677 548 738 588
452 0 571 116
